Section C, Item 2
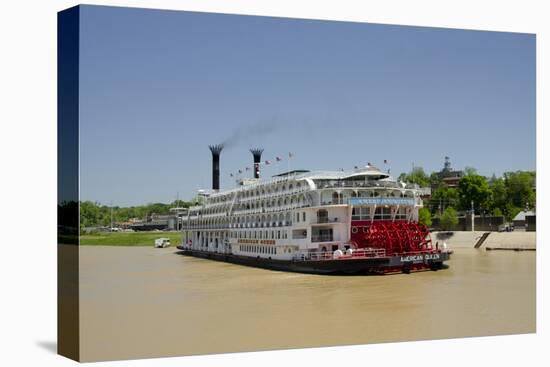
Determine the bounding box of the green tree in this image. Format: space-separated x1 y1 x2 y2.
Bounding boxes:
503 171 536 210
503 203 522 223
464 166 478 176
397 166 430 187
488 175 506 205
457 175 491 212
492 207 503 217
79 200 195 228
80 201 101 228
143 202 171 216
430 172 441 187
418 207 432 227
430 185 459 214
488 176 507 215
172 199 191 208
439 207 459 231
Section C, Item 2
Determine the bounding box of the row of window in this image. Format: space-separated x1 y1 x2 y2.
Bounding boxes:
238 245 276 255
193 193 308 217
239 181 304 199
204 181 306 208
236 245 294 255
231 230 289 240
351 207 409 220
189 210 307 226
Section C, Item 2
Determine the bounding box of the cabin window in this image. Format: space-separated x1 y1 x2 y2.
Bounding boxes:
317 209 329 223
311 227 333 242
292 229 307 239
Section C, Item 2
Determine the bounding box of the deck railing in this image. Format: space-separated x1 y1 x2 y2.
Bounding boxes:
316 217 339 224
317 181 419 190
294 248 386 261
311 234 334 242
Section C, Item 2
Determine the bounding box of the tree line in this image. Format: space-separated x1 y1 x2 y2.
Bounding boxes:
399 167 536 228
80 200 194 229
79 167 535 231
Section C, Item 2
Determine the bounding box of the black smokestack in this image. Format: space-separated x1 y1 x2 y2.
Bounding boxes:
250 148 264 179
209 144 223 190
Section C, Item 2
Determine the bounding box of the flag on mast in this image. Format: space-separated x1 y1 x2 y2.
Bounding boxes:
288 152 294 158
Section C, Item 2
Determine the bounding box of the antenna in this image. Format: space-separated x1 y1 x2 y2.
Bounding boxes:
110 200 113 229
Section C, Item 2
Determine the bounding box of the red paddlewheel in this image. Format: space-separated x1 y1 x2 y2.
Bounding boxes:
350 220 433 256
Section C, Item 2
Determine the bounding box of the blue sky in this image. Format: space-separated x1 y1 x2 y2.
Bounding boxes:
78 5 535 206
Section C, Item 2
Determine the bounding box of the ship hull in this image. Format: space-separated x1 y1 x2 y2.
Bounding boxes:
176 248 451 275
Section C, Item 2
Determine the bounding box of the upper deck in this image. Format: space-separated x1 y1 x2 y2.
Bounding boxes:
187 166 422 216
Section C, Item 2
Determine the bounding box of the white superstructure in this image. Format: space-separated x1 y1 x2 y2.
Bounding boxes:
181 166 424 260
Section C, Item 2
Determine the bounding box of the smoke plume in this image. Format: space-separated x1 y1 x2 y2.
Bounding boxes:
221 118 280 149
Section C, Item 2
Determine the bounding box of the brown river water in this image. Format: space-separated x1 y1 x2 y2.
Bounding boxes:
78 246 535 362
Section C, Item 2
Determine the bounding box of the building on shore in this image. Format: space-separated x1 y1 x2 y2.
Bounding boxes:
513 210 536 230
434 156 464 189
128 208 189 231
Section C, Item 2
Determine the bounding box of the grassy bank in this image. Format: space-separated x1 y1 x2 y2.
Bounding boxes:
80 231 184 246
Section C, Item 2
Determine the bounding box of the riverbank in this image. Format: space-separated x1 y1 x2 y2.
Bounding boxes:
433 231 536 250
80 230 536 250
80 231 183 246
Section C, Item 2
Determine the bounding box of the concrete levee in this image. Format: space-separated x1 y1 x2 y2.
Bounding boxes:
431 231 536 250
484 232 536 250
432 231 486 248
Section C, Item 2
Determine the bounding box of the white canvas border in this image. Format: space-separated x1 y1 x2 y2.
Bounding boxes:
0 1 546 366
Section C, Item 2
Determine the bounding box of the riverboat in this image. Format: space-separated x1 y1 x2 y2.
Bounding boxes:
177 146 451 274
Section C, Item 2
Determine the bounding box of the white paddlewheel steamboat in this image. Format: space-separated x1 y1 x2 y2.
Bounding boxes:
178 146 452 274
